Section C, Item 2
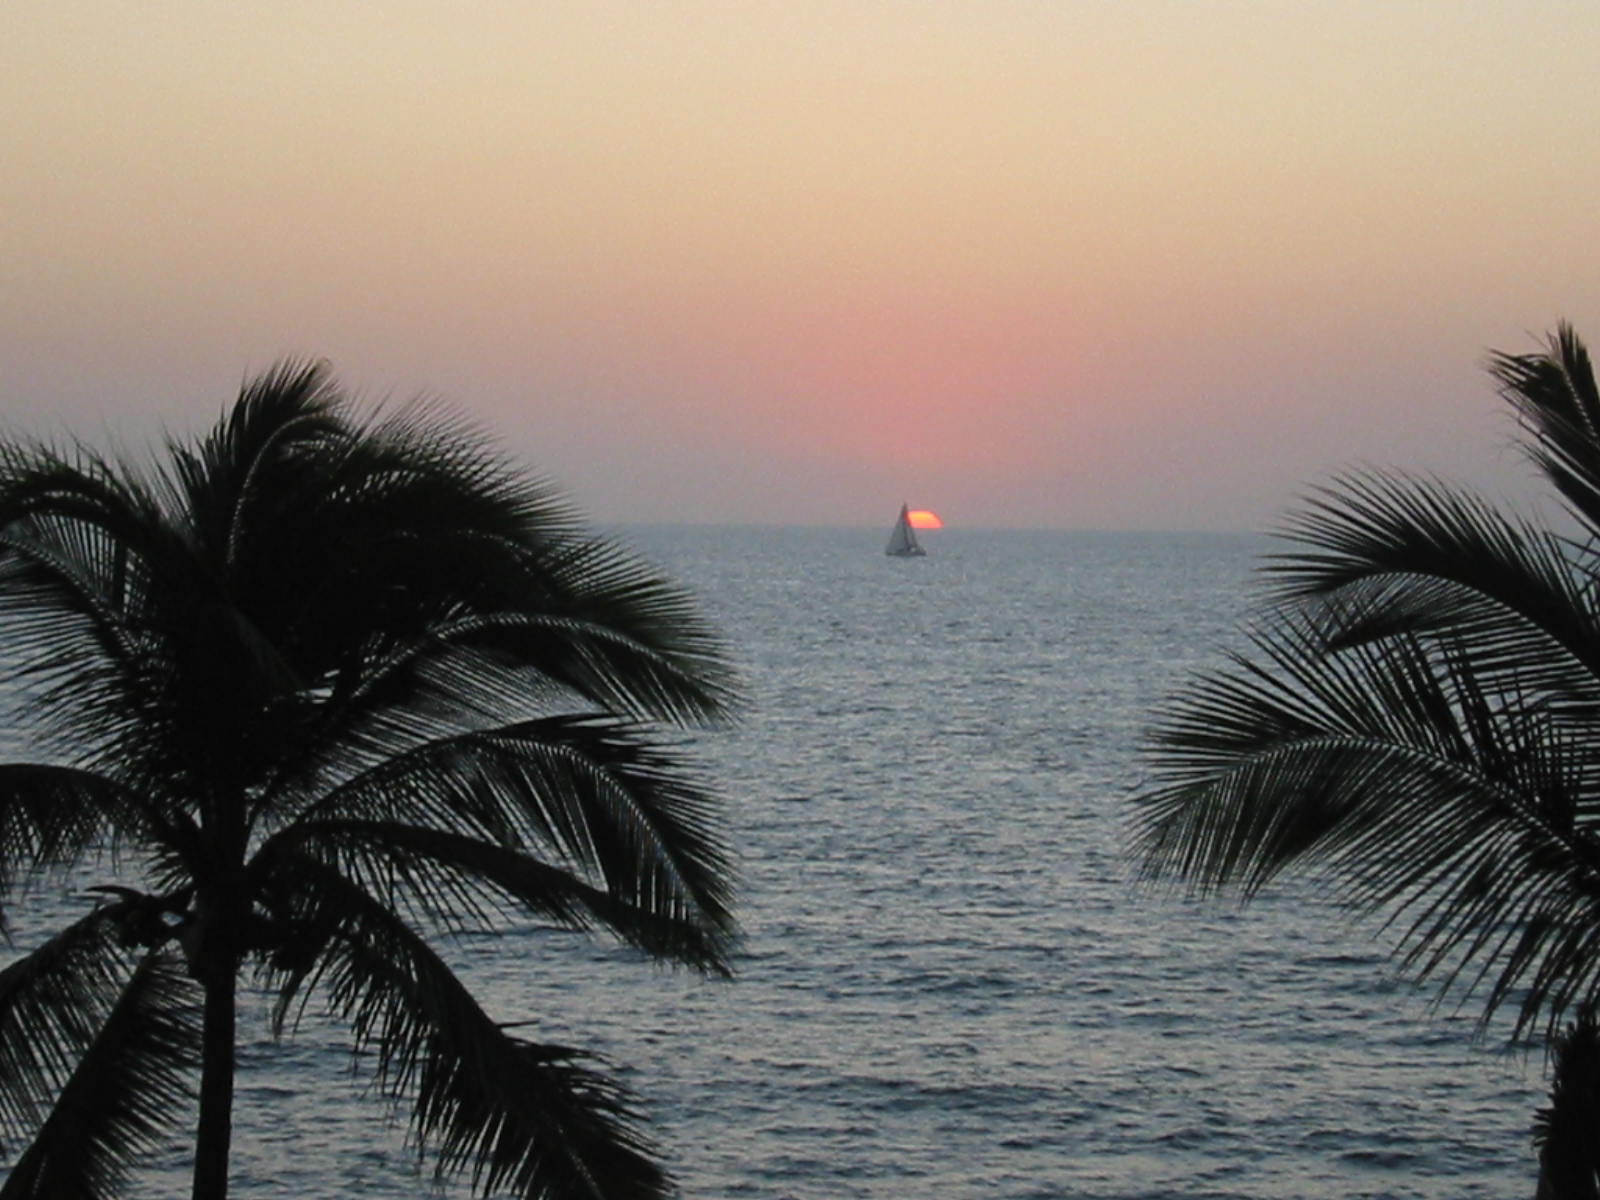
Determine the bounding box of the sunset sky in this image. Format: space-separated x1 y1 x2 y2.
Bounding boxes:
4 2 1597 530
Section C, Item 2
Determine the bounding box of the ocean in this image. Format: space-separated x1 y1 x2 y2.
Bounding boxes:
0 526 1546 1197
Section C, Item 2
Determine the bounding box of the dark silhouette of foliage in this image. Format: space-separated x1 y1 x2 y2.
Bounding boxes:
1132 324 1600 1188
0 363 738 1199
1133 324 1600 1039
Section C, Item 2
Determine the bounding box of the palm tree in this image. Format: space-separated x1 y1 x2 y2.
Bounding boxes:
1132 323 1600 1040
0 363 738 1200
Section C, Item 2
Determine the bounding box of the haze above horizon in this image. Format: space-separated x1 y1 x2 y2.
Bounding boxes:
4 3 1597 532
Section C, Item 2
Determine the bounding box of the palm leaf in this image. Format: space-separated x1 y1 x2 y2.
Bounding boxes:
1269 472 1600 690
178 385 736 830
1491 322 1600 535
512 536 739 725
168 358 345 568
0 767 142 911
258 819 731 980
340 602 737 737
0 765 194 945
0 907 130 1145
282 859 671 1200
281 715 735 946
1136 581 1600 1035
0 950 197 1200
0 485 163 764
0 453 248 808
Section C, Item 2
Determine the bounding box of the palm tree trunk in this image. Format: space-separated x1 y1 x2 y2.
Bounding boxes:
192 949 237 1200
1534 1015 1600 1200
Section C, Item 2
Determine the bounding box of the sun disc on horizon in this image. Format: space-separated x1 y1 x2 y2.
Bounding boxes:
907 510 943 529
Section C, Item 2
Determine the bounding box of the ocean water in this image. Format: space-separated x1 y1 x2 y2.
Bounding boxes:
0 527 1546 1198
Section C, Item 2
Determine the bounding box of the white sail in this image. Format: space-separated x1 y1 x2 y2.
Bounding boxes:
885 503 926 557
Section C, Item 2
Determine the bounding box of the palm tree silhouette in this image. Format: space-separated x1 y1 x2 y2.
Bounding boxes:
1133 325 1600 1036
0 363 738 1200
1132 324 1600 1183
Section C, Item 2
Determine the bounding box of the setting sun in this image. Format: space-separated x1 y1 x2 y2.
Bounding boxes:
907 510 943 530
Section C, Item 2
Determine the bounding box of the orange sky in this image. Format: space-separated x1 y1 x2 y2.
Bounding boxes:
4 3 1598 529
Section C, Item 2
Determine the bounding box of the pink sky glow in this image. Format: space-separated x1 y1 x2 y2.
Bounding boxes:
3 2 1598 530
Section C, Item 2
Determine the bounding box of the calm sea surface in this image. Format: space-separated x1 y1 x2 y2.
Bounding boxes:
1 526 1545 1198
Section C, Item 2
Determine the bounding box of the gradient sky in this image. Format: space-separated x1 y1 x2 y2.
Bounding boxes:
4 2 1598 530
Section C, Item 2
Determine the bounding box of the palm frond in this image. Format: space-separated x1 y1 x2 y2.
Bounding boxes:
0 907 131 1145
341 604 737 737
281 859 671 1200
293 447 734 727
219 393 580 677
169 358 344 569
1491 322 1600 535
0 458 167 750
0 950 197 1200
283 716 735 950
170 382 737 827
257 819 731 979
259 615 735 832
1135 588 1600 1035
0 766 169 918
514 536 740 725
0 445 165 561
0 448 262 809
1270 472 1600 685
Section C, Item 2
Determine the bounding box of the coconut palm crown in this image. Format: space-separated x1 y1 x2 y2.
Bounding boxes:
1133 324 1600 1042
0 363 738 1200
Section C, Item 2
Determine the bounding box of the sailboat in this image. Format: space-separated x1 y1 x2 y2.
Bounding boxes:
885 503 927 557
